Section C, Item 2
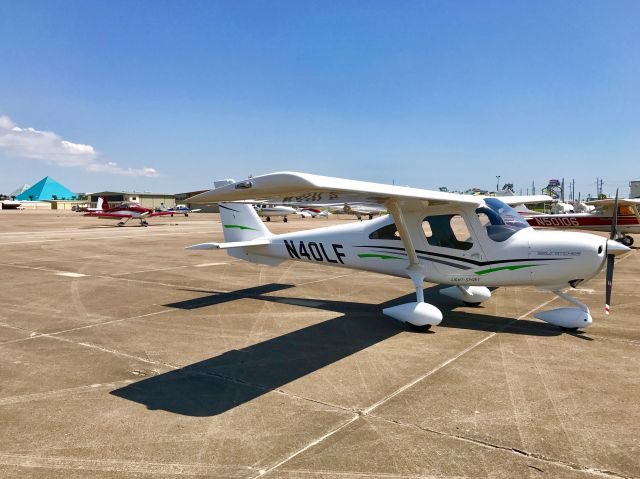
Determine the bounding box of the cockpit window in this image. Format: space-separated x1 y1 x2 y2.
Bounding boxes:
422 214 473 250
476 198 530 242
369 223 401 240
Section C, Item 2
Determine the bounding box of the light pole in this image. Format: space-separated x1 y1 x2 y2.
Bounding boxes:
496 175 501 193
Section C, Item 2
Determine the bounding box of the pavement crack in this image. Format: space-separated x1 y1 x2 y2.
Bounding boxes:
369 414 629 479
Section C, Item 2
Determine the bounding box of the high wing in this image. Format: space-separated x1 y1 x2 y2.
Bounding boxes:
586 198 640 207
84 211 135 219
186 171 483 210
498 195 552 206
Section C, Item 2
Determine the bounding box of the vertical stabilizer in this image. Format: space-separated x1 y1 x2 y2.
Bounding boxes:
97 196 109 211
219 202 271 242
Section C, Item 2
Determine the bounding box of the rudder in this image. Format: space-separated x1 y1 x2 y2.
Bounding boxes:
219 202 271 242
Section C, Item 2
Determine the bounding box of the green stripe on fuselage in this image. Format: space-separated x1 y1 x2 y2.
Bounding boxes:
358 253 404 260
474 264 542 275
224 224 258 231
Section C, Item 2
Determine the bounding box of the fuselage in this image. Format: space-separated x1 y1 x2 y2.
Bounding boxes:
239 209 608 289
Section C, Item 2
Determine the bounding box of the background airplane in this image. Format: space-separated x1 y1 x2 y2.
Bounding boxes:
523 197 639 246
156 203 201 216
253 203 297 222
329 203 387 220
84 198 192 226
299 207 331 218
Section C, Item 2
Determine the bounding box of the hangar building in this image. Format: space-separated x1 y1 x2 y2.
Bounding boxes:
88 191 176 209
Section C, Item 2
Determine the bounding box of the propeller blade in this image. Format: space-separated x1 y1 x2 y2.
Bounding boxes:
610 188 619 240
605 189 621 315
605 253 614 315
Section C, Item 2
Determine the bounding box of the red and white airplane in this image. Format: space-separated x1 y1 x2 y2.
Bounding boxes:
84 197 190 226
524 197 640 246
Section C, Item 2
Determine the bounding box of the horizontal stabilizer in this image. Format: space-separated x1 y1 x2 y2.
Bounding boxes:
186 238 271 250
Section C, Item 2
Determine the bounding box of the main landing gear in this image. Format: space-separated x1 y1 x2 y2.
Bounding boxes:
383 266 443 330
534 289 592 331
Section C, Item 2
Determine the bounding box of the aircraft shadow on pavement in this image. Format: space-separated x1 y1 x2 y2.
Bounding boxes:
111 284 573 417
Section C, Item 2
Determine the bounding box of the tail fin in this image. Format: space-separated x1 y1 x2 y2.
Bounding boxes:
97 196 108 211
219 202 271 242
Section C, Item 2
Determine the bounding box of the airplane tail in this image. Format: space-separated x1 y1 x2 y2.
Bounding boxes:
219 202 272 242
187 201 280 266
97 196 109 211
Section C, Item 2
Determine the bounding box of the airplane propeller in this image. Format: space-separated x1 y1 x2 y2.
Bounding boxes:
605 189 621 315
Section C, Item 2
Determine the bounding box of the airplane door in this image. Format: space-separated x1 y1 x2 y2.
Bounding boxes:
419 212 486 279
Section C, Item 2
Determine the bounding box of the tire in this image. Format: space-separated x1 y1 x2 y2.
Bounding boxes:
623 235 634 246
463 301 482 307
406 323 432 332
283 217 288 223
560 326 578 332
266 217 271 222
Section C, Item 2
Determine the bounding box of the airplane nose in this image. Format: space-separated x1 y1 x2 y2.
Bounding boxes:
528 231 607 286
607 240 631 256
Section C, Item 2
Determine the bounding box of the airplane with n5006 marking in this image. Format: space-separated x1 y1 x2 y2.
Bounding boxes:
186 172 629 332
523 198 640 247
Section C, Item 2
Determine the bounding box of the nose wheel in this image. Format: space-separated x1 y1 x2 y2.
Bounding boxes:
534 289 593 330
617 235 634 247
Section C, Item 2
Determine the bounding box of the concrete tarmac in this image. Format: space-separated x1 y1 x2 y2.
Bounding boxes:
0 210 638 478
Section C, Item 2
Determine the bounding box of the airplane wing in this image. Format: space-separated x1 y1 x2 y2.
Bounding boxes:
186 172 483 210
586 198 640 207
498 195 553 205
84 212 133 219
188 172 487 278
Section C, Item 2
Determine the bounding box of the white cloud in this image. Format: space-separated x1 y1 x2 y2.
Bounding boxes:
0 115 159 177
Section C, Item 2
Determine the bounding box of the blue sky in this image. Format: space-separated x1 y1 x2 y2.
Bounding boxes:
1 0 638 197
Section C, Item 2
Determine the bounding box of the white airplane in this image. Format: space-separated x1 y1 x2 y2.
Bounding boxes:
329 203 387 220
253 203 297 222
186 172 629 331
298 207 331 218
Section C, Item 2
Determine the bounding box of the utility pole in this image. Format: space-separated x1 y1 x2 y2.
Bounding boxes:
561 178 565 202
532 181 535 195
496 175 501 193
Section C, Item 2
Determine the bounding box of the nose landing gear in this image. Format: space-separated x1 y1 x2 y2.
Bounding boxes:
617 235 634 247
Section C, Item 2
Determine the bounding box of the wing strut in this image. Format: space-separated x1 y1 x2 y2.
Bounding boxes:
381 200 442 328
385 199 425 302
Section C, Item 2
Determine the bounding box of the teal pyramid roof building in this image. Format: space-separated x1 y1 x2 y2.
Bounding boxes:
16 177 77 201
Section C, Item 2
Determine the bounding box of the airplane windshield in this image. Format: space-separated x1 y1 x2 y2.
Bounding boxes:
476 198 530 242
